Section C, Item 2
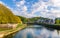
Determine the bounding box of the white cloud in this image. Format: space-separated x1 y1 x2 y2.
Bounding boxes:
23 6 27 11
30 0 54 18
13 0 36 18
51 0 60 7
29 0 60 19
15 0 25 7
50 0 60 18
1 0 60 19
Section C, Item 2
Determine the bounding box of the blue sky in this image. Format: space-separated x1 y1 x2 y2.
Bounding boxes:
0 0 60 19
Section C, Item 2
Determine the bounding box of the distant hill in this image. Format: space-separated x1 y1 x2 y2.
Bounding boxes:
17 16 41 23
0 4 22 24
17 16 53 24
28 17 41 22
28 17 51 22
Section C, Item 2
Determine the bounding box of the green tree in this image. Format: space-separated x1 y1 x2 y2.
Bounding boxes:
55 18 60 24
17 16 28 23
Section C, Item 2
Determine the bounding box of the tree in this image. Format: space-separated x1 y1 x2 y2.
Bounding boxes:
55 18 60 24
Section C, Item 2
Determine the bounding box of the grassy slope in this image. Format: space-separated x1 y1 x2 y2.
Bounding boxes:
0 4 22 24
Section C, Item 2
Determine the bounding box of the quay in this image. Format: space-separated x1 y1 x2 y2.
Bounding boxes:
0 24 27 38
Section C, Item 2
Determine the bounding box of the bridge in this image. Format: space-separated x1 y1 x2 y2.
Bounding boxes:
27 22 60 30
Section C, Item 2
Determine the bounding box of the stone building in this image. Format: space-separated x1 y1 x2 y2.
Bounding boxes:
37 18 55 24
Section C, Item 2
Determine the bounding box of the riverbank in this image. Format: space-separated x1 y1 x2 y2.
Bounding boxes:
27 22 60 30
0 24 27 38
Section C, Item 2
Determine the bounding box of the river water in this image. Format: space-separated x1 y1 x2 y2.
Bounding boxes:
13 25 60 38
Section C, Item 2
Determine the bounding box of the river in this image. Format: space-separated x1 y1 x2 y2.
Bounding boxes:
13 25 60 38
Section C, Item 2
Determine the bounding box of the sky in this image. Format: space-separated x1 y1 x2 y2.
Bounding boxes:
0 0 60 19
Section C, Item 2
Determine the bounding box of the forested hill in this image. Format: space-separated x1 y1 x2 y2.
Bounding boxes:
0 4 22 24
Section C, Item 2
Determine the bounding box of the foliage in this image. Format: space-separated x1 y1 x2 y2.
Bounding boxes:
17 16 28 23
28 17 38 22
28 17 43 22
16 23 22 28
55 18 60 24
28 17 52 23
0 4 22 24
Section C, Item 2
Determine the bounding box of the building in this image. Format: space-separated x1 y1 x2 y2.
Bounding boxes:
37 18 55 24
44 19 55 24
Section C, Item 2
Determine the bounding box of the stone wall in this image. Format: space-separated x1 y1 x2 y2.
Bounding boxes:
0 24 18 29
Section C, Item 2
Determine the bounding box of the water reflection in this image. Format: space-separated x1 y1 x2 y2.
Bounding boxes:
14 25 60 38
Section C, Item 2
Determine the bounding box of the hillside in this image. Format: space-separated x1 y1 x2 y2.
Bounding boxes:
0 4 22 24
28 17 51 22
17 16 28 23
